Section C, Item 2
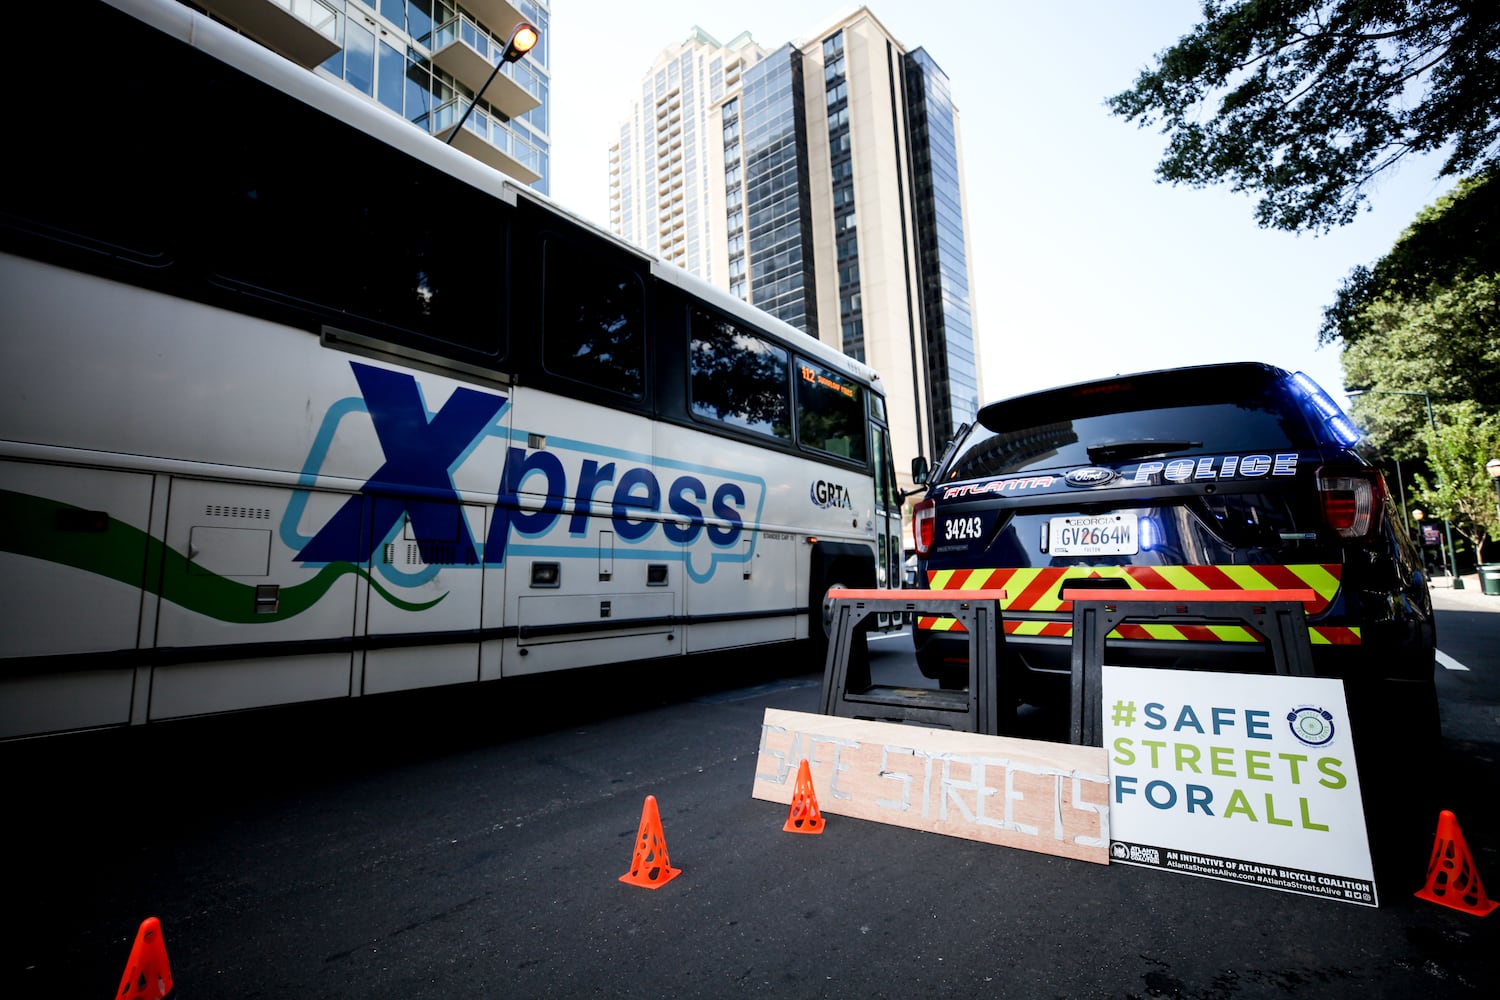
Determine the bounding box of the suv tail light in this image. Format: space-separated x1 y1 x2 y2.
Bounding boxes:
912 497 936 557
1317 467 1385 539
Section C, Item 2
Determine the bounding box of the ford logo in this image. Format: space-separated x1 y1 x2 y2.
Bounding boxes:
1064 467 1117 488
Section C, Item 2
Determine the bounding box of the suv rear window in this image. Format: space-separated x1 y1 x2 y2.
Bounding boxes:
946 368 1318 481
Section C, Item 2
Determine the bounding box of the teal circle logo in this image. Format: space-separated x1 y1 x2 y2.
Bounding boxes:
1287 706 1336 747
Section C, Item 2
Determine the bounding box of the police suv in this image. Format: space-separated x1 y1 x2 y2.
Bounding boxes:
908 363 1439 745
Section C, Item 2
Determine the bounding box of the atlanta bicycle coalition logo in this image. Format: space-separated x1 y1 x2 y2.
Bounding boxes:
1286 705 1337 747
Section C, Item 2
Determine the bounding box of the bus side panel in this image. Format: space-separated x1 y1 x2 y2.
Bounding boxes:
0 669 137 741
0 461 154 738
499 387 685 677
360 501 486 695
149 479 356 720
0 461 153 656
653 421 796 653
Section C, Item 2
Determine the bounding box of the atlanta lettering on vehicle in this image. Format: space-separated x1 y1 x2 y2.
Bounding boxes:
290 362 751 571
937 456 1300 502
941 476 1056 500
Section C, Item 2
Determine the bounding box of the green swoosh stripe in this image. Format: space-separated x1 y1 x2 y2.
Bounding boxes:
1 489 445 623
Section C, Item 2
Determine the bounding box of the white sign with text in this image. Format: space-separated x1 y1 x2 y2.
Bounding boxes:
1102 666 1377 906
753 708 1112 864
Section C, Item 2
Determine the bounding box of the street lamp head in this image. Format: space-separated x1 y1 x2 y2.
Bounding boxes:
502 21 540 64
1412 508 1424 521
1487 457 1500 480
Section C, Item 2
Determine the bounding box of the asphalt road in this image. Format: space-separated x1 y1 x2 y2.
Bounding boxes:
4 591 1498 998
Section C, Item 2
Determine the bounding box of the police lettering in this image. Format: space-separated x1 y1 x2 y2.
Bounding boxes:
1131 453 1298 484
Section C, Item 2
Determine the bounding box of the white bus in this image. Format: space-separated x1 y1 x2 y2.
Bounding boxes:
0 0 904 741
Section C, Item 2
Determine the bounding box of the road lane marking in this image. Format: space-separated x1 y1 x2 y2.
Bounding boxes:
1437 650 1470 671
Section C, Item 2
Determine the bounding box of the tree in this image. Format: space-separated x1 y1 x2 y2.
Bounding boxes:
1108 1 1500 233
1323 171 1499 346
1332 174 1499 461
1409 401 1500 564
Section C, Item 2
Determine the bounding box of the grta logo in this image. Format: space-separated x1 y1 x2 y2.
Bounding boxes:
811 480 853 510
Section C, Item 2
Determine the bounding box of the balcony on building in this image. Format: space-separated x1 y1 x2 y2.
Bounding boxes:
431 11 542 121
432 98 542 184
199 0 340 68
461 0 531 41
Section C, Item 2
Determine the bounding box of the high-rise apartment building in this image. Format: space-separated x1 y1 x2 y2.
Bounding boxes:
193 0 551 190
608 29 769 282
609 8 979 494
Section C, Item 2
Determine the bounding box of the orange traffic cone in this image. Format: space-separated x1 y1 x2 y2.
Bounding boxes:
115 916 173 999
619 795 681 889
783 758 825 834
1414 810 1497 916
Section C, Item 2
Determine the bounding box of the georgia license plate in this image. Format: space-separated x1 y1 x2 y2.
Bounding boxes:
1048 513 1138 556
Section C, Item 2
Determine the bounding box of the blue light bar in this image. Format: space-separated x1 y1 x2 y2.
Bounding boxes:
1293 371 1361 446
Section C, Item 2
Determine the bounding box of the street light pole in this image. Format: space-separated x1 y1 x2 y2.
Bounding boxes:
1486 458 1500 559
1413 508 1434 573
445 21 540 147
1345 387 1464 588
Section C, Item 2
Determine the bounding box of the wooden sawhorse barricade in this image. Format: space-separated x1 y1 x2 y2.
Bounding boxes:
819 588 1007 735
1064 587 1318 746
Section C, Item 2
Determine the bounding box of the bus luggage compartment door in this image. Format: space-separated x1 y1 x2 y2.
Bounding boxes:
152 479 357 719
360 502 486 695
507 591 680 676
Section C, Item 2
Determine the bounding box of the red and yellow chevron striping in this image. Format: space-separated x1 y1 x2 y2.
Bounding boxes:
916 564 1359 645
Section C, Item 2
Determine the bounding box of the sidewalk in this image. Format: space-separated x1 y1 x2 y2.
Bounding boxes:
1429 572 1500 612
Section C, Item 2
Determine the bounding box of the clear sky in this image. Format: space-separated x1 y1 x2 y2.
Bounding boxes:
547 0 1457 411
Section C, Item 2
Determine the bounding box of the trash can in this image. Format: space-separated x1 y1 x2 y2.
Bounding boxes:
1480 564 1500 596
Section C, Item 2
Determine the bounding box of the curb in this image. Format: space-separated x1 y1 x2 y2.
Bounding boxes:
1429 574 1500 612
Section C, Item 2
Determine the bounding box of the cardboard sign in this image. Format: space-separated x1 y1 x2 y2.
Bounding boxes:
752 708 1111 864
1102 666 1377 906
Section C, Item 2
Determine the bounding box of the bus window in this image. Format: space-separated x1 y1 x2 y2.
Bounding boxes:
541 235 646 398
688 308 791 441
208 94 507 361
796 360 866 462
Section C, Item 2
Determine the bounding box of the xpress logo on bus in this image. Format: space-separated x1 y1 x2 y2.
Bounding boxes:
283 363 763 583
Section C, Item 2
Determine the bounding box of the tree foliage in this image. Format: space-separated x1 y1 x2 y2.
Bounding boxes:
1333 173 1499 462
1108 1 1500 232
1322 171 1499 346
1409 401 1500 563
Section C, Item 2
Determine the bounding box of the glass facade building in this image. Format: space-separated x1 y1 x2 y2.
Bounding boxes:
904 47 976 448
739 47 818 337
823 31 863 361
197 0 551 191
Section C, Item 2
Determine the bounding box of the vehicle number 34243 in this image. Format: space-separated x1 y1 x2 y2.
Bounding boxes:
944 516 983 541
